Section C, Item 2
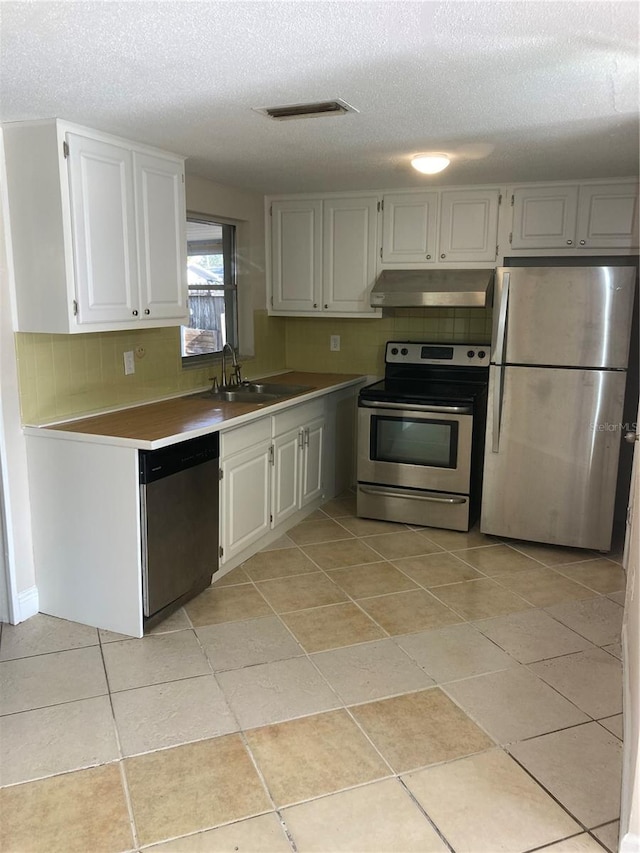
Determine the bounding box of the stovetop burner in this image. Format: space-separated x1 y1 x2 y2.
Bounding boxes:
360 377 487 405
360 341 490 406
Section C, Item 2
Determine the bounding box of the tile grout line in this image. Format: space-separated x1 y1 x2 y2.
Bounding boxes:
507 748 607 839
98 628 141 852
397 775 457 853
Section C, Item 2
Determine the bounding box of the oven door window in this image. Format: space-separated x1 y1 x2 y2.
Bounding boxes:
371 415 458 469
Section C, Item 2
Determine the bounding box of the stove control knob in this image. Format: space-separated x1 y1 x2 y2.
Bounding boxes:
401 347 408 356
467 350 475 358
478 350 487 359
391 347 398 355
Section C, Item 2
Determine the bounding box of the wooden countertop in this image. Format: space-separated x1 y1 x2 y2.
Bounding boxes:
28 372 365 449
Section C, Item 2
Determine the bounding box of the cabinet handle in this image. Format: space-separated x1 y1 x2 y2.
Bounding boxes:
132 310 139 316
304 428 310 447
313 303 318 308
426 254 431 259
298 429 304 449
144 309 150 315
324 304 328 309
440 253 446 259
579 240 586 246
566 239 573 245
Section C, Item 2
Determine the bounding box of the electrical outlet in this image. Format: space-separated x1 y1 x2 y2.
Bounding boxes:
330 335 341 352
123 350 135 375
135 346 146 359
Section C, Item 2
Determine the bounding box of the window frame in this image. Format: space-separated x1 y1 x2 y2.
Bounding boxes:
181 212 239 368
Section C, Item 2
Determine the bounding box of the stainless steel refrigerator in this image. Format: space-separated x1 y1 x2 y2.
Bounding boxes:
481 265 636 551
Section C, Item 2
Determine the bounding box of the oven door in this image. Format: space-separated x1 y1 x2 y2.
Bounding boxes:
357 400 473 494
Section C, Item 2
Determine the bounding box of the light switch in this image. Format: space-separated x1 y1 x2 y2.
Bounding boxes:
330 335 341 352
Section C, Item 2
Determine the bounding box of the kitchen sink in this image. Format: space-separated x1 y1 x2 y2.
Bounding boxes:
189 382 313 404
244 382 313 396
190 389 281 403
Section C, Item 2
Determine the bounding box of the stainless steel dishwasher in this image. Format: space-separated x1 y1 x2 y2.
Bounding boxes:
139 433 219 626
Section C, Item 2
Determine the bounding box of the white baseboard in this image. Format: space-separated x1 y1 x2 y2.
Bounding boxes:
16 585 39 621
620 832 640 853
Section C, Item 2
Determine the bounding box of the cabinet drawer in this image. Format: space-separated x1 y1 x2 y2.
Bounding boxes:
221 417 271 457
272 399 324 436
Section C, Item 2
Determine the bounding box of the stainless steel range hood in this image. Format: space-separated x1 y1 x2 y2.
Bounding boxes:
370 269 494 308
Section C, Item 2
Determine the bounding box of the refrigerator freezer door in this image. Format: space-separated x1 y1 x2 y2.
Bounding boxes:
492 266 636 369
481 365 627 550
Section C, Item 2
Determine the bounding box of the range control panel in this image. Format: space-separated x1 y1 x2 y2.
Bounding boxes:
385 341 491 367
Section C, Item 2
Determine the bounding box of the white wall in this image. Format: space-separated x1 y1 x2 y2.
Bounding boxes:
0 128 37 620
185 175 266 355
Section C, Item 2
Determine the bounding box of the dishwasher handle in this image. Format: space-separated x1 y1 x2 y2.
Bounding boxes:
139 433 220 484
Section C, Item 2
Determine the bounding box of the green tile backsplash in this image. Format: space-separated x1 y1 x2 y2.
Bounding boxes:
15 312 287 425
283 307 493 376
15 308 491 425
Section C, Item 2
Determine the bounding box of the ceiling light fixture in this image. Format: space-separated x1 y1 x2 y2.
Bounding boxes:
411 153 451 174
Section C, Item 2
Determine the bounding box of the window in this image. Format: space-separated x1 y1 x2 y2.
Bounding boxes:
181 216 238 361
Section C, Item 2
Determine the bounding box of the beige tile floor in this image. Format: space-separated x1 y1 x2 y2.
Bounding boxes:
0 492 626 853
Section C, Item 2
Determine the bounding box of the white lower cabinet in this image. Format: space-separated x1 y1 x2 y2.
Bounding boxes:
300 417 324 507
271 427 301 527
219 399 327 566
220 438 272 566
272 401 325 527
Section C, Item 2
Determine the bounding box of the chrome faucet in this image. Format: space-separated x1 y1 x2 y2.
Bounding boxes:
221 343 242 388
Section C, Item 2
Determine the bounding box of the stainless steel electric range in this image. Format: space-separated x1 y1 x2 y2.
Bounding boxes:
357 341 490 531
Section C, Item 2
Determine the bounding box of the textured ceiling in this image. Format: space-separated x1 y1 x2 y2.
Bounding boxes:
1 1 638 193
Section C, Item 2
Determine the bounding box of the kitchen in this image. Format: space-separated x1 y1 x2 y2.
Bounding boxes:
0 2 639 852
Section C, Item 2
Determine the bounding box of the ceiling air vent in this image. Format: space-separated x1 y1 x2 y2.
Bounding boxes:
255 99 357 121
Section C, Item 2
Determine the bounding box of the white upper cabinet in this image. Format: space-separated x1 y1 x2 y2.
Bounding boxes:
438 189 500 262
323 196 379 313
270 199 322 312
380 188 500 266
66 134 139 324
575 183 639 249
510 181 638 250
510 185 580 249
269 195 380 316
3 119 187 333
381 192 438 263
134 152 188 319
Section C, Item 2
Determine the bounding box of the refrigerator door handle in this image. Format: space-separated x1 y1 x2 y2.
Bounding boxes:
492 365 503 453
493 271 510 365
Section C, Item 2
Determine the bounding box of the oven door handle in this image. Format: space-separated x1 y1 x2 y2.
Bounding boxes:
359 486 468 505
359 400 473 415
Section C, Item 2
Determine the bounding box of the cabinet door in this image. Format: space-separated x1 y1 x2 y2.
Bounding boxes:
134 153 188 321
300 417 324 507
381 193 438 262
220 441 271 564
323 196 379 313
439 190 500 262
271 200 322 311
576 183 639 249
66 133 139 324
271 428 301 527
511 185 579 249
